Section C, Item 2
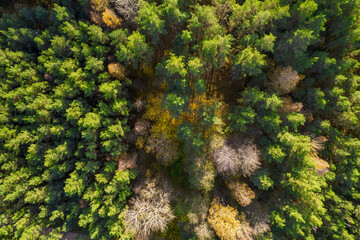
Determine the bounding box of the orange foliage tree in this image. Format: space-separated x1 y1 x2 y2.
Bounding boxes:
107 62 125 79
102 8 121 28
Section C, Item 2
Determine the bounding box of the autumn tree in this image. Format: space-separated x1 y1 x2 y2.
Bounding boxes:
226 180 256 207
208 199 254 240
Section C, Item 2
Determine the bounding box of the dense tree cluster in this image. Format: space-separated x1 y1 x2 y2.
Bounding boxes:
0 3 135 239
0 0 359 239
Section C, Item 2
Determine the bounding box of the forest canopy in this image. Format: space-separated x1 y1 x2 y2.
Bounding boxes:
0 0 359 239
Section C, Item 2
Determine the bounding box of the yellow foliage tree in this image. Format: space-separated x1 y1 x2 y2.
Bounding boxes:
90 0 108 12
108 62 125 79
102 8 121 29
208 199 253 240
226 180 256 207
180 93 224 138
139 93 180 164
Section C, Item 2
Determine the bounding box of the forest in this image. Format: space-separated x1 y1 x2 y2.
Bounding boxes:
0 0 359 239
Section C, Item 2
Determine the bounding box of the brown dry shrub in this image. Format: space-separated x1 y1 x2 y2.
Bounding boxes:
102 8 121 28
310 135 328 153
227 180 255 207
311 155 330 175
308 135 329 175
108 62 125 79
146 133 179 165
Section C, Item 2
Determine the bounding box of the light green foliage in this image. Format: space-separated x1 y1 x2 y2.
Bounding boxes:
194 79 206 94
256 33 276 53
227 106 255 132
187 57 204 77
165 53 187 78
188 4 223 40
308 88 327 111
136 0 166 44
99 80 122 100
229 0 290 35
286 112 306 132
232 46 266 78
164 93 186 116
187 156 216 192
114 31 153 67
200 102 221 127
266 145 286 163
161 0 187 26
202 34 233 69
278 132 311 158
274 0 326 72
1 0 360 240
0 5 133 240
251 169 274 190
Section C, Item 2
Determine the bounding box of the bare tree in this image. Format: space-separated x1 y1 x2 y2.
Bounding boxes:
110 0 138 22
146 133 179 165
310 135 327 153
134 97 146 112
125 178 175 239
307 135 329 175
212 142 239 175
187 156 216 192
116 152 137 171
268 66 301 95
134 119 150 136
245 201 270 237
212 137 261 177
187 193 215 240
194 222 215 240
280 96 303 114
